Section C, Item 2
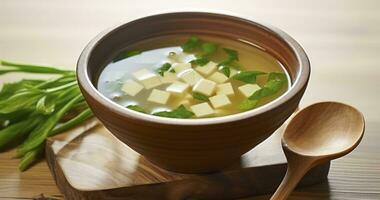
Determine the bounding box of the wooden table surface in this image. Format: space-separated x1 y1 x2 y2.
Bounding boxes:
1 0 379 199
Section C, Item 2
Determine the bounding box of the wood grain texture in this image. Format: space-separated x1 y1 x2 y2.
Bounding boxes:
271 102 365 200
1 0 380 199
45 119 329 200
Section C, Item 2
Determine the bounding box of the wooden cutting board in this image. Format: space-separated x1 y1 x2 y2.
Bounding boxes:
45 118 330 200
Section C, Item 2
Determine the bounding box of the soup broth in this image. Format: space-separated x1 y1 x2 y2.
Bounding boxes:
97 35 289 118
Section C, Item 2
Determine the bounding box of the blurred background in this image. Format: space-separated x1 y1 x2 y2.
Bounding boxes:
1 0 379 123
1 0 379 199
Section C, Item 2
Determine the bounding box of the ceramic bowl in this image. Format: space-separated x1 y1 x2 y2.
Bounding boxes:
77 12 310 173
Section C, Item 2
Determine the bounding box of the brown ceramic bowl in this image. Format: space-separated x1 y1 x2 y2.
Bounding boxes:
77 12 310 173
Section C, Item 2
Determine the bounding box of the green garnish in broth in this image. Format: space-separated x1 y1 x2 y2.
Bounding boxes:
157 63 172 76
201 42 218 56
192 92 209 102
181 36 201 52
249 72 287 100
219 65 231 77
190 56 209 66
153 105 194 119
239 99 259 111
223 48 239 62
233 71 266 83
127 105 146 113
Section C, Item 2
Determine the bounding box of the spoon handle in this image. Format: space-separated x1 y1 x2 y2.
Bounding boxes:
270 163 311 200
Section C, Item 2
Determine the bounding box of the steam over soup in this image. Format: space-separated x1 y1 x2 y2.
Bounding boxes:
97 35 289 118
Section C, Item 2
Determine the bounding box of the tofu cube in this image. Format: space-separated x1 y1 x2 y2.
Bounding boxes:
132 69 162 89
172 63 191 73
166 81 190 95
121 79 144 96
191 102 215 117
238 84 261 98
216 83 235 96
132 68 151 79
209 94 231 109
193 79 217 96
208 71 229 83
178 69 203 86
195 61 217 76
160 71 177 83
148 89 171 104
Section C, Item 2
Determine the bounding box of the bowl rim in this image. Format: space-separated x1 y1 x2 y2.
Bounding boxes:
77 11 310 126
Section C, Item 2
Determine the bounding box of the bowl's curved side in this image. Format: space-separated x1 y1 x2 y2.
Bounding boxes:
77 12 310 173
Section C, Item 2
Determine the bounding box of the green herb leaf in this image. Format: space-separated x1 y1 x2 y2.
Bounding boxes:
181 36 201 52
0 91 45 114
153 105 194 119
192 92 209 102
218 48 240 68
156 63 172 76
18 145 44 171
50 108 93 136
239 99 258 111
201 42 218 55
127 105 146 113
232 71 266 83
0 60 71 74
219 66 231 77
223 48 239 61
0 80 44 101
0 117 41 149
112 50 141 62
17 95 83 157
249 72 287 100
36 96 55 115
190 56 209 66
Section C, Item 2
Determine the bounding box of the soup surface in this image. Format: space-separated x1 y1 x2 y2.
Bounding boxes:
97 35 289 118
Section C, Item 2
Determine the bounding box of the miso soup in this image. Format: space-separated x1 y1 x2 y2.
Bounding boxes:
97 35 289 118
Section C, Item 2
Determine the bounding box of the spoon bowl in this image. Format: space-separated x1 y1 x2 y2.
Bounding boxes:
283 101 365 158
271 102 365 200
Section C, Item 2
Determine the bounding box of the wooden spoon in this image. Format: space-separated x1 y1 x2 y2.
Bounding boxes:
270 102 365 200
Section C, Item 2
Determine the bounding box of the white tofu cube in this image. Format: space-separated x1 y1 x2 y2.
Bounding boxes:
121 79 144 96
208 71 228 83
132 69 151 79
178 69 203 86
147 89 171 104
172 63 191 73
160 72 177 83
209 94 231 109
191 102 215 117
166 81 190 95
216 83 235 96
132 69 162 89
193 79 217 96
195 61 217 76
238 84 261 98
